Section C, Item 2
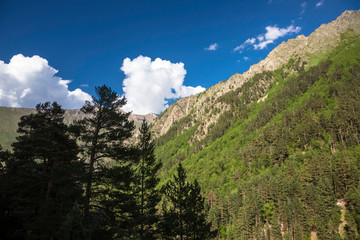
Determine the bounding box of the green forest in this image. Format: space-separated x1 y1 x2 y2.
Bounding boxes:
0 30 360 240
155 31 360 239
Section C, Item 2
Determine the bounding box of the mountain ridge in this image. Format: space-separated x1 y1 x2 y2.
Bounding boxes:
152 9 360 138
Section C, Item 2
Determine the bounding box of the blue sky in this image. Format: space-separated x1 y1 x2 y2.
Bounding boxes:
0 0 359 113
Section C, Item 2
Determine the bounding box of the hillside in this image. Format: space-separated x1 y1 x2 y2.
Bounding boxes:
0 106 156 149
154 10 360 239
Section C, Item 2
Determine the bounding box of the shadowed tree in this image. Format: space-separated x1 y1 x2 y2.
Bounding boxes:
76 85 135 226
133 119 162 239
161 163 216 239
1 102 84 239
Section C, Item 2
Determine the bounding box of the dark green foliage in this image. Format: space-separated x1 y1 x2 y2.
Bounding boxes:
76 85 135 224
0 102 84 240
57 205 90 240
94 164 137 239
0 87 169 239
161 163 216 239
133 119 162 239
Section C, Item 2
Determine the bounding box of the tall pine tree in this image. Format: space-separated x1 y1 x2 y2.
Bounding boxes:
133 119 162 239
76 85 135 228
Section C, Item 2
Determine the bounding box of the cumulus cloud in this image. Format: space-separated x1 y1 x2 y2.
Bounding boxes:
0 54 91 109
121 56 205 115
205 43 219 51
234 24 301 52
243 56 249 61
315 0 324 7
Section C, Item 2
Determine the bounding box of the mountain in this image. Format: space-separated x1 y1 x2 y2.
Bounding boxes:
0 106 156 149
152 10 360 138
153 10 360 239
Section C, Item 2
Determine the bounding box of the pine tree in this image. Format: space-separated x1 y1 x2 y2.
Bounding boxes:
185 180 217 239
3 102 84 239
161 163 215 239
76 85 135 224
161 163 190 239
134 119 162 239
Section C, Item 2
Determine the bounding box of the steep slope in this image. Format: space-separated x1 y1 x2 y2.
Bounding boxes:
152 10 360 139
154 10 360 239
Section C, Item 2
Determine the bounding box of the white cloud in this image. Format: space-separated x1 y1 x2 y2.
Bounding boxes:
233 38 256 53
121 56 205 114
205 43 219 51
254 25 301 49
300 2 307 15
254 39 274 50
243 56 249 61
234 24 301 52
315 0 324 7
0 54 91 109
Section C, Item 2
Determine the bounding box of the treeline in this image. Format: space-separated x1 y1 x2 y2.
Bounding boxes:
0 85 214 240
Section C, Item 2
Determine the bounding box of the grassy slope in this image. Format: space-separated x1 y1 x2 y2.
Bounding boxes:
0 107 35 149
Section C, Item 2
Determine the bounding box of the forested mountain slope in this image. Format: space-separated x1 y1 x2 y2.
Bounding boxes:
154 10 360 239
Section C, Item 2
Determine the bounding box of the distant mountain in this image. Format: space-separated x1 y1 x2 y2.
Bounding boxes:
0 106 156 149
153 10 360 239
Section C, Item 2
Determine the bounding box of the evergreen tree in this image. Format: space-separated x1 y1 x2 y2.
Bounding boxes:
96 163 137 239
133 119 162 239
161 163 215 239
76 85 135 223
77 85 135 238
185 180 217 240
2 102 84 239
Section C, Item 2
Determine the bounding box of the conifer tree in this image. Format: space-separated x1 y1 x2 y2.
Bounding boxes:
161 163 215 239
133 119 162 239
2 102 84 239
77 85 135 223
185 180 217 239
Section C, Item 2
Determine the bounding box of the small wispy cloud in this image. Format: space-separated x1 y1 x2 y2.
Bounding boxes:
234 24 301 52
243 56 249 61
233 38 255 53
300 2 307 15
205 43 219 51
80 84 89 88
315 0 324 7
